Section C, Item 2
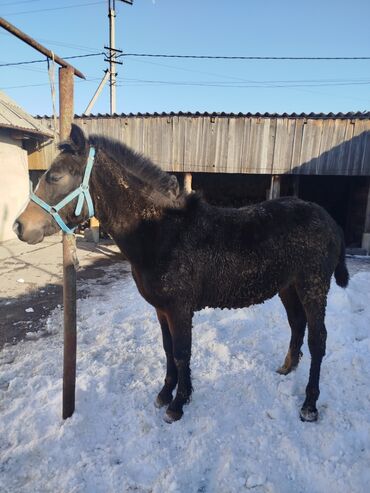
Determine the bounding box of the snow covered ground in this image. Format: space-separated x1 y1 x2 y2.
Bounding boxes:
1 262 370 493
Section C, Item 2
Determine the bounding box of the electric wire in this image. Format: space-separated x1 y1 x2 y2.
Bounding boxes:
0 52 104 68
3 0 105 16
116 77 370 88
2 51 370 93
2 51 370 70
0 0 41 6
121 53 370 61
0 78 102 90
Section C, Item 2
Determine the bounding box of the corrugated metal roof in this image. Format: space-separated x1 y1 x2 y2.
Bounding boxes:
0 91 53 138
34 111 370 120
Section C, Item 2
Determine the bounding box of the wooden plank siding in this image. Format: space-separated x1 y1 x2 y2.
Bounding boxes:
29 114 370 176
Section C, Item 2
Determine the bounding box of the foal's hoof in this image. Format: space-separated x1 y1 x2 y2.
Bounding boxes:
300 407 318 422
164 408 183 424
154 389 173 408
154 396 164 409
154 394 171 409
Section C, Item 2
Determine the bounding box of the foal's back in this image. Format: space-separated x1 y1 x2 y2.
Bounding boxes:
174 195 343 311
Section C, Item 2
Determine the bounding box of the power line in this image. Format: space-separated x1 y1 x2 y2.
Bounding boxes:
0 30 102 54
4 76 370 90
2 51 370 69
118 75 370 85
121 53 370 61
0 0 41 6
0 77 102 90
35 38 102 54
3 0 105 16
116 78 370 88
0 52 104 68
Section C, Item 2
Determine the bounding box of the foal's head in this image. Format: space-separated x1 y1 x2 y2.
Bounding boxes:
14 124 90 244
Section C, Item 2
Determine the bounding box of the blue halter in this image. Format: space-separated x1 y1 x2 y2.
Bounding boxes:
30 147 96 235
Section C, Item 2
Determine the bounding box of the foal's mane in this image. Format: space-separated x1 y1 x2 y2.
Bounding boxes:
88 134 181 206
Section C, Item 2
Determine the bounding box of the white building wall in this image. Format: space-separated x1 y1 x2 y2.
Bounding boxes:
0 133 29 242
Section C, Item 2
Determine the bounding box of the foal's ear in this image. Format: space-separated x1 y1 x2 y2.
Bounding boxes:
70 124 88 155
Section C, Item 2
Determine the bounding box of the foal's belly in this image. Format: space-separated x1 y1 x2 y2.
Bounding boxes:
197 280 279 310
196 261 290 311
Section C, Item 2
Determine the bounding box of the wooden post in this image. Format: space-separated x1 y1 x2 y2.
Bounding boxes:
269 175 281 200
184 172 193 194
1 17 84 421
90 217 100 243
59 66 77 420
361 179 370 253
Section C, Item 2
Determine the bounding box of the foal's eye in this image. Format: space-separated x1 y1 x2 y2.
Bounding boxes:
47 173 62 183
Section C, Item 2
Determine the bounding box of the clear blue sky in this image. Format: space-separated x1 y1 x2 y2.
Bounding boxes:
1 0 370 116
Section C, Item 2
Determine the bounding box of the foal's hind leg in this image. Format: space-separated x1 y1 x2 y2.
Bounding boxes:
155 309 178 408
296 280 329 422
277 285 306 375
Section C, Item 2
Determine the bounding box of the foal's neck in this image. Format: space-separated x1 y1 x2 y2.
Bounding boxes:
90 151 164 244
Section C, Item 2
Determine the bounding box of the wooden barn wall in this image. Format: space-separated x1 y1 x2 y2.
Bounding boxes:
29 116 370 176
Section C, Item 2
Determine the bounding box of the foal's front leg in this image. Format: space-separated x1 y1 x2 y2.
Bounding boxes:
155 309 178 408
164 310 193 423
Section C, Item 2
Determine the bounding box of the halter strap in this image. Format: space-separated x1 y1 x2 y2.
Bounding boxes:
30 147 96 235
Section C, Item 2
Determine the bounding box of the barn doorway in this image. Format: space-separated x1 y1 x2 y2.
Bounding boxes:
286 175 369 248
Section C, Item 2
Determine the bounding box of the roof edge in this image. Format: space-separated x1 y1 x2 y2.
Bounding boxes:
0 123 53 139
34 111 370 120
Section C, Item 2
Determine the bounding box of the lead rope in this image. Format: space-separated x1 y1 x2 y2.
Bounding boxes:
47 52 58 139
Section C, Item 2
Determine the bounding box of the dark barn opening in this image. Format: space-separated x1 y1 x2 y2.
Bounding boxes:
177 172 369 249
186 173 271 208
290 176 369 247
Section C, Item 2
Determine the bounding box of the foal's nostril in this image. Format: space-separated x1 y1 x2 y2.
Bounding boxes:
13 220 23 238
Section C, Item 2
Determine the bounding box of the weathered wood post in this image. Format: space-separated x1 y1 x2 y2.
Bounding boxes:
269 175 281 199
184 172 193 194
59 66 77 419
0 17 86 420
361 179 370 254
90 217 100 243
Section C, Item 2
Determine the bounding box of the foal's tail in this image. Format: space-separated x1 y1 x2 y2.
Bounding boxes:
334 230 349 288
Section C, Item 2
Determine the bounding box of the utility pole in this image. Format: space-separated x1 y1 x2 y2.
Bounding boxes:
108 0 117 114
104 0 133 115
85 1 133 116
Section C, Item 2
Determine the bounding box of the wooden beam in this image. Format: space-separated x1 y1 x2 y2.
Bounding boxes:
0 17 85 79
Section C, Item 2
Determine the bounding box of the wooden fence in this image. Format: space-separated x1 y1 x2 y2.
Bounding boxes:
29 113 370 176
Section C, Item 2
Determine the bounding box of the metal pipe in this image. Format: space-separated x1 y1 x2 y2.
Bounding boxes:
0 17 85 79
84 69 110 115
59 66 78 420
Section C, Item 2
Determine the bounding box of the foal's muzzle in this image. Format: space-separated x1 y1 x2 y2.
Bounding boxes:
13 220 23 238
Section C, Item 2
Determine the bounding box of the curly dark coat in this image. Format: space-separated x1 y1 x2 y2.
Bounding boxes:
15 124 349 423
